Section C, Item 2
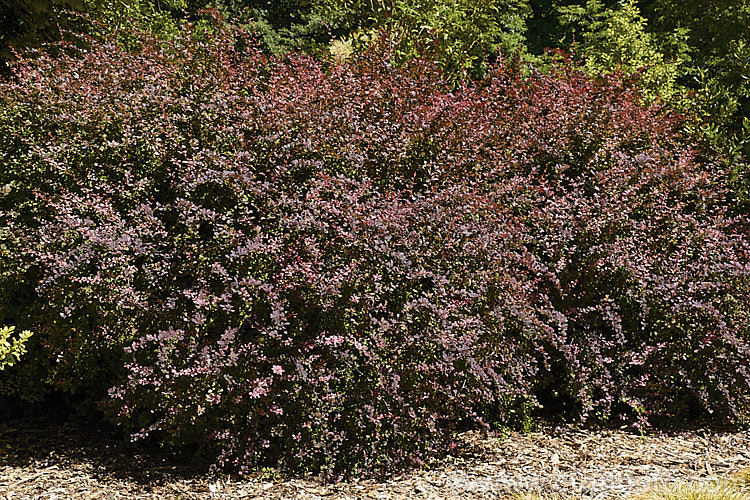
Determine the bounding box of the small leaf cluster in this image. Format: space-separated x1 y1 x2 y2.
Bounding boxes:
1 24 749 477
0 326 32 371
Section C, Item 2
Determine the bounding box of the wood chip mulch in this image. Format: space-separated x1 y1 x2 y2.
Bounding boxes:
2 417 750 499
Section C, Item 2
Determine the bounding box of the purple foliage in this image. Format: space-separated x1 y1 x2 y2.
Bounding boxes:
1 24 749 477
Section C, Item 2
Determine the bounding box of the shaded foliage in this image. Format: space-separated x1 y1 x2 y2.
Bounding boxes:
0 0 187 74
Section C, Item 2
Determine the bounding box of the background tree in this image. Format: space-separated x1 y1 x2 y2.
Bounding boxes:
314 0 532 83
556 0 682 101
642 0 750 209
0 0 87 69
192 0 337 55
0 0 187 75
523 0 748 210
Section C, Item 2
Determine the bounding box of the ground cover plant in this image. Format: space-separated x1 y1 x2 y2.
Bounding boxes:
1 21 749 479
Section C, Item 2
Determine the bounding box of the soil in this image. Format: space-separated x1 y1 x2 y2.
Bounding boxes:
2 417 750 499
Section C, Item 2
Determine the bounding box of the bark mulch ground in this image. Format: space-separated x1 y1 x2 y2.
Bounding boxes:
2 416 750 499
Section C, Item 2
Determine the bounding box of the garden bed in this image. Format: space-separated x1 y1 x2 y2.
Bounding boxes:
2 417 749 499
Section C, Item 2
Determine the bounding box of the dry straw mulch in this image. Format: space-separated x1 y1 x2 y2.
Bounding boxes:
2 417 750 499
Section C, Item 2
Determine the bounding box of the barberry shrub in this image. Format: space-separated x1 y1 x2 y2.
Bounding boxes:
0 22 748 477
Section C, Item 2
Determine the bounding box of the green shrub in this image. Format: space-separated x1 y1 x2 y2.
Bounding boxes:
315 0 531 84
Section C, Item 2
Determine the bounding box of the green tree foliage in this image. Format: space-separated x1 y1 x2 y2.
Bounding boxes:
0 0 86 65
556 0 681 101
526 0 616 55
641 0 750 209
0 0 188 74
525 0 748 210
315 0 532 83
89 0 187 36
196 0 336 55
644 0 749 90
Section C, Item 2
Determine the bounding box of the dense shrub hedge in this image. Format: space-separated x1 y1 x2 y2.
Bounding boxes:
1 24 749 477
